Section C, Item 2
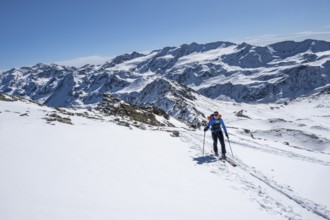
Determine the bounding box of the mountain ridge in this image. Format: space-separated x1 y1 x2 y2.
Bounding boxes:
1 39 330 125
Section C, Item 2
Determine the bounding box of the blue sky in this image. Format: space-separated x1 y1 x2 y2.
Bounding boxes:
1 0 330 71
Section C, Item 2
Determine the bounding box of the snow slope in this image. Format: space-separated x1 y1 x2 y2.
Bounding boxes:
186 92 330 220
1 93 330 220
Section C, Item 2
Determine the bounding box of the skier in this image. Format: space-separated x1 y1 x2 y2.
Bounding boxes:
204 111 229 159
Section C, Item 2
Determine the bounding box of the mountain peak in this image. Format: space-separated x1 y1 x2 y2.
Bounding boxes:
1 39 330 125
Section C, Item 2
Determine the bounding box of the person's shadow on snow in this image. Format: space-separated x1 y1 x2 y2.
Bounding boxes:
193 155 217 164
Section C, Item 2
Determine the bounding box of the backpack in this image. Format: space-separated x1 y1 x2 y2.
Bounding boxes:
207 113 222 121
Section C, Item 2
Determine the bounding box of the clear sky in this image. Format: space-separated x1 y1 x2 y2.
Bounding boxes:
1 0 330 71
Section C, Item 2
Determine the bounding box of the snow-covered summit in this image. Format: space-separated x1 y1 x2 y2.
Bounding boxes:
1 39 330 123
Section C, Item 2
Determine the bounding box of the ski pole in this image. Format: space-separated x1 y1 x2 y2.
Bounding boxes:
203 131 206 155
227 137 234 157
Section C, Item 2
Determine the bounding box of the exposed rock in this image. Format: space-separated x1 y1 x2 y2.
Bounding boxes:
0 93 16 101
235 110 251 119
44 113 73 125
170 130 180 137
98 93 170 127
128 78 204 127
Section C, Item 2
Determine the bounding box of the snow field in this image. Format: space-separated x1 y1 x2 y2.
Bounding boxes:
1 100 273 220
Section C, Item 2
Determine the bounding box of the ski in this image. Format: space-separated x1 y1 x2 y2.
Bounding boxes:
219 156 237 167
226 157 237 167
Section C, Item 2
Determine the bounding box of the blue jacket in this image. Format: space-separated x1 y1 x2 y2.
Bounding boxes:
206 117 228 133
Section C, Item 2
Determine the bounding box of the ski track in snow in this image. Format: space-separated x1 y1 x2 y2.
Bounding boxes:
234 157 330 220
180 130 330 220
234 135 330 167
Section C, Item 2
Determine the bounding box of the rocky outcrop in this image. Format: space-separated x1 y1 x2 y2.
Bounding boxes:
97 93 174 128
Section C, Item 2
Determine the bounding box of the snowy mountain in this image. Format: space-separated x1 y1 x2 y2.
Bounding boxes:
123 78 205 126
1 90 330 220
1 39 330 125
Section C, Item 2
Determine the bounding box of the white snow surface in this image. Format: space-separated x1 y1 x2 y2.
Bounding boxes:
175 44 238 66
1 94 330 220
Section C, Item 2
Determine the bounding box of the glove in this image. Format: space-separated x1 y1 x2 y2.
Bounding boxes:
204 126 209 132
225 132 229 138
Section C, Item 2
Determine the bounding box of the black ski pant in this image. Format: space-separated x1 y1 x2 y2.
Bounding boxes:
212 130 226 155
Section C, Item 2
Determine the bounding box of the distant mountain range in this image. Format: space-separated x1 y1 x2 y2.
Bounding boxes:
1 39 330 125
